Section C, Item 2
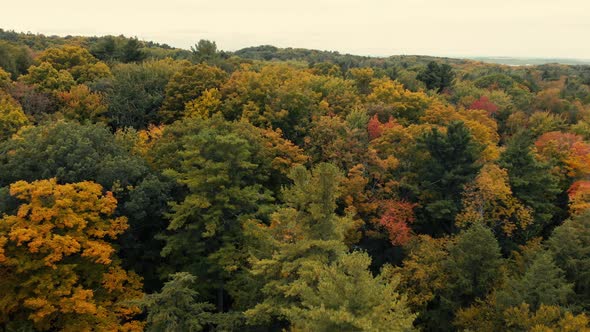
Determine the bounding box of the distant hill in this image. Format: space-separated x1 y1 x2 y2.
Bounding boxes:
467 56 590 66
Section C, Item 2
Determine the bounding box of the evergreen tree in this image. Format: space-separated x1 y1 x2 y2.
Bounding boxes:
416 61 454 92
496 252 573 311
499 132 561 240
138 272 217 332
245 163 416 330
154 115 307 312
286 252 416 332
122 37 145 63
415 121 482 235
548 211 590 310
425 223 501 331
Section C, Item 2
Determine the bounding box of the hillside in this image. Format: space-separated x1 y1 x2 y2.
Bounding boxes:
0 29 589 331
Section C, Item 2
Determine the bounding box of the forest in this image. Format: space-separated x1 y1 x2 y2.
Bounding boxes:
0 29 590 331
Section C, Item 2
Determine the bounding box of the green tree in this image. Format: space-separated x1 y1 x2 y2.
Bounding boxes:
285 252 416 332
245 164 416 330
499 132 561 241
548 211 590 310
122 37 145 62
19 62 75 92
0 120 149 189
138 272 217 332
36 45 112 84
417 61 454 92
425 223 501 331
415 121 482 235
191 39 219 63
497 252 573 311
0 40 33 79
154 115 306 311
106 59 183 129
244 163 351 326
0 67 11 88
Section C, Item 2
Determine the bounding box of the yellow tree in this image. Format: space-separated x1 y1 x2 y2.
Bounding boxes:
0 91 29 141
0 179 143 331
457 164 533 237
36 45 112 84
57 84 107 123
567 180 590 216
366 77 431 124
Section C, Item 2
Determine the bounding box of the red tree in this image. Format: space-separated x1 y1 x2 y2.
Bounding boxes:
378 200 417 246
469 96 498 116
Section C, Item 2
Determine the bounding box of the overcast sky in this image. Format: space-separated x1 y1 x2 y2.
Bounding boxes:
2 0 590 58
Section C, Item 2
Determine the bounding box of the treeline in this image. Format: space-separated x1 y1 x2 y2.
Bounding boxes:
0 30 590 331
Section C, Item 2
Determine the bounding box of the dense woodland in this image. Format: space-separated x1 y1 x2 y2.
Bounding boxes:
1 30 590 331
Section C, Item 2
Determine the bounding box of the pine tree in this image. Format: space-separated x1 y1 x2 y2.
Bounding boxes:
425 223 501 331
286 252 416 332
245 163 416 330
138 272 217 332
499 132 561 240
415 121 482 235
496 252 573 311
548 211 590 310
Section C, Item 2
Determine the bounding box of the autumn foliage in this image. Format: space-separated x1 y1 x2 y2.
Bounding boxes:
1 31 590 331
0 179 143 331
468 95 499 115
377 200 417 246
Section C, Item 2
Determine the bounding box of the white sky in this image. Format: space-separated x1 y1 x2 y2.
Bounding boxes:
2 0 590 58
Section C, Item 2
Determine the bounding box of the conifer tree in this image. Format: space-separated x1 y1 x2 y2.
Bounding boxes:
245 163 416 330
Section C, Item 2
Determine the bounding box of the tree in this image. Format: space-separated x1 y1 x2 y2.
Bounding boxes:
191 39 219 63
305 112 370 172
0 40 33 79
285 252 416 332
0 91 29 141
433 223 502 331
456 164 533 239
220 64 323 144
154 115 307 311
57 84 107 123
415 121 483 235
567 180 590 216
469 96 499 116
347 67 374 94
244 163 349 325
122 37 144 63
245 164 415 330
6 81 58 122
456 302 590 332
159 63 227 122
502 304 589 332
417 61 454 93
19 62 75 92
0 179 143 331
0 67 11 88
535 131 590 182
499 132 561 240
496 252 573 311
548 211 590 309
118 174 175 292
138 272 217 332
106 59 183 129
366 78 431 124
36 45 112 84
394 235 449 314
0 120 149 189
378 200 417 246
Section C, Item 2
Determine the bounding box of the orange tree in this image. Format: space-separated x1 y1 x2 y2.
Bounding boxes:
0 179 143 331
